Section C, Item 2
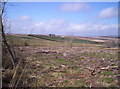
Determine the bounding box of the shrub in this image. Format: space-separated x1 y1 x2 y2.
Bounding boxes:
24 42 29 46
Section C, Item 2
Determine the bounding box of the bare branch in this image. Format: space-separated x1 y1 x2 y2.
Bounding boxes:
0 1 15 67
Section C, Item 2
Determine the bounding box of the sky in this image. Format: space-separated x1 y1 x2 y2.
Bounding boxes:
5 2 118 37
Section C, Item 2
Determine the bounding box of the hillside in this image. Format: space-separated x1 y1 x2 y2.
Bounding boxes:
3 34 119 87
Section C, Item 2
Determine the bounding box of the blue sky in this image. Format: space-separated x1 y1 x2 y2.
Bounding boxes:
6 2 118 36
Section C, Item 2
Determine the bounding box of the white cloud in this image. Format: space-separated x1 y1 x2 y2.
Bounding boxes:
32 20 118 36
60 2 90 12
19 15 31 20
9 15 33 34
98 7 118 19
8 16 118 36
70 23 117 31
34 19 70 34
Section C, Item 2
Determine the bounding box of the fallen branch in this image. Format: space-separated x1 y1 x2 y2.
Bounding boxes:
100 66 118 70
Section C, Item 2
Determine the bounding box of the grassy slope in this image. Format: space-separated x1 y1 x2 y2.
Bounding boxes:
28 34 102 44
6 34 103 47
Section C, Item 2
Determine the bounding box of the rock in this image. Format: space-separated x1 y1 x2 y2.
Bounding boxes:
63 53 67 56
61 65 66 68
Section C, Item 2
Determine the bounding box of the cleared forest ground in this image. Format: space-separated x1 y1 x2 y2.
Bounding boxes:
3 34 119 87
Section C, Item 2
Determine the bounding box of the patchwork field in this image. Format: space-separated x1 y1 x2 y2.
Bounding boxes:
3 34 119 87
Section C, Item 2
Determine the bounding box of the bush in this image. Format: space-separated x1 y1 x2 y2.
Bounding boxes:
24 42 29 46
